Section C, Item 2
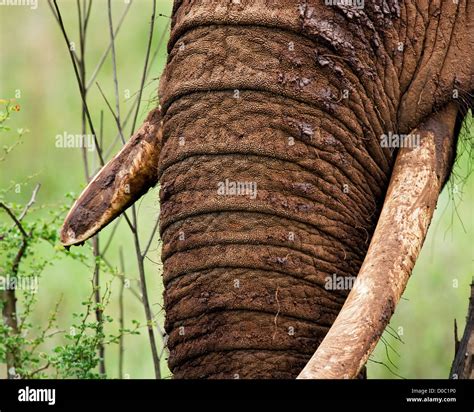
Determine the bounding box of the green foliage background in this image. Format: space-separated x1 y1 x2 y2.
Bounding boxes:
0 0 472 379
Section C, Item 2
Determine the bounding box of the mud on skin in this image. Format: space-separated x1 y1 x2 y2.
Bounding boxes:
158 0 474 378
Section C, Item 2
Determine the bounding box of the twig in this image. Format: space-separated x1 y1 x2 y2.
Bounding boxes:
101 216 122 256
94 82 136 234
130 0 156 135
85 1 133 91
107 0 125 145
18 183 41 221
141 216 160 258
0 202 29 378
92 236 105 375
118 247 125 379
50 0 104 165
1 203 28 239
103 19 169 160
127 0 162 379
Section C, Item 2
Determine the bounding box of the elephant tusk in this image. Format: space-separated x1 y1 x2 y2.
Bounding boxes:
298 103 459 379
60 108 163 247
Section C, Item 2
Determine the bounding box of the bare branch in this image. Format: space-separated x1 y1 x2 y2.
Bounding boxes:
85 1 133 91
18 183 41 222
142 216 160 259
107 0 125 144
50 0 104 165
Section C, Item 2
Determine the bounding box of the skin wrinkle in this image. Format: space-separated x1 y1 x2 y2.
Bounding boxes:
164 242 360 285
161 212 365 262
162 26 384 147
158 0 473 379
159 91 385 207
159 199 373 256
166 305 338 336
165 267 349 306
166 312 334 368
160 155 375 226
165 266 351 304
160 36 381 154
162 6 392 153
159 148 378 222
160 178 366 237
172 350 312 379
159 149 377 218
162 243 355 286
398 0 472 132
398 2 423 93
159 121 382 208
297 11 395 147
162 239 363 285
334 3 399 117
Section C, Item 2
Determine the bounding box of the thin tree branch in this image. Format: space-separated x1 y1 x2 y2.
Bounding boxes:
141 216 160 259
50 0 104 165
130 0 156 136
18 183 41 222
107 0 125 145
85 1 133 91
118 246 125 380
0 202 29 378
127 0 161 379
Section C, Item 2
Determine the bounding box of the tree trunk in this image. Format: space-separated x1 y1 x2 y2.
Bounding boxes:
450 281 474 379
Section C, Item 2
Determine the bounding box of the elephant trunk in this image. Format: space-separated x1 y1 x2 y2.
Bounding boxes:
158 3 395 378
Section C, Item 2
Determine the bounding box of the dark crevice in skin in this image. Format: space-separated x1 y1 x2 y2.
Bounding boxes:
163 250 350 293
161 211 364 266
158 0 473 379
161 225 363 272
160 205 372 259
162 238 362 278
172 349 313 379
166 306 336 336
160 154 378 223
165 267 349 306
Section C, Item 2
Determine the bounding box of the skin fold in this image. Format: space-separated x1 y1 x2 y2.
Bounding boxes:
62 0 473 378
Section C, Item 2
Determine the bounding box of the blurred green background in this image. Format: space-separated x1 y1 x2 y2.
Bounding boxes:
0 0 472 379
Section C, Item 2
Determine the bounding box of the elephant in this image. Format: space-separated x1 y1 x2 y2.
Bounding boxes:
60 0 474 379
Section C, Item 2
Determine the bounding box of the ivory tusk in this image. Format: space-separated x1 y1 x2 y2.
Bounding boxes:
298 103 459 379
60 108 162 247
